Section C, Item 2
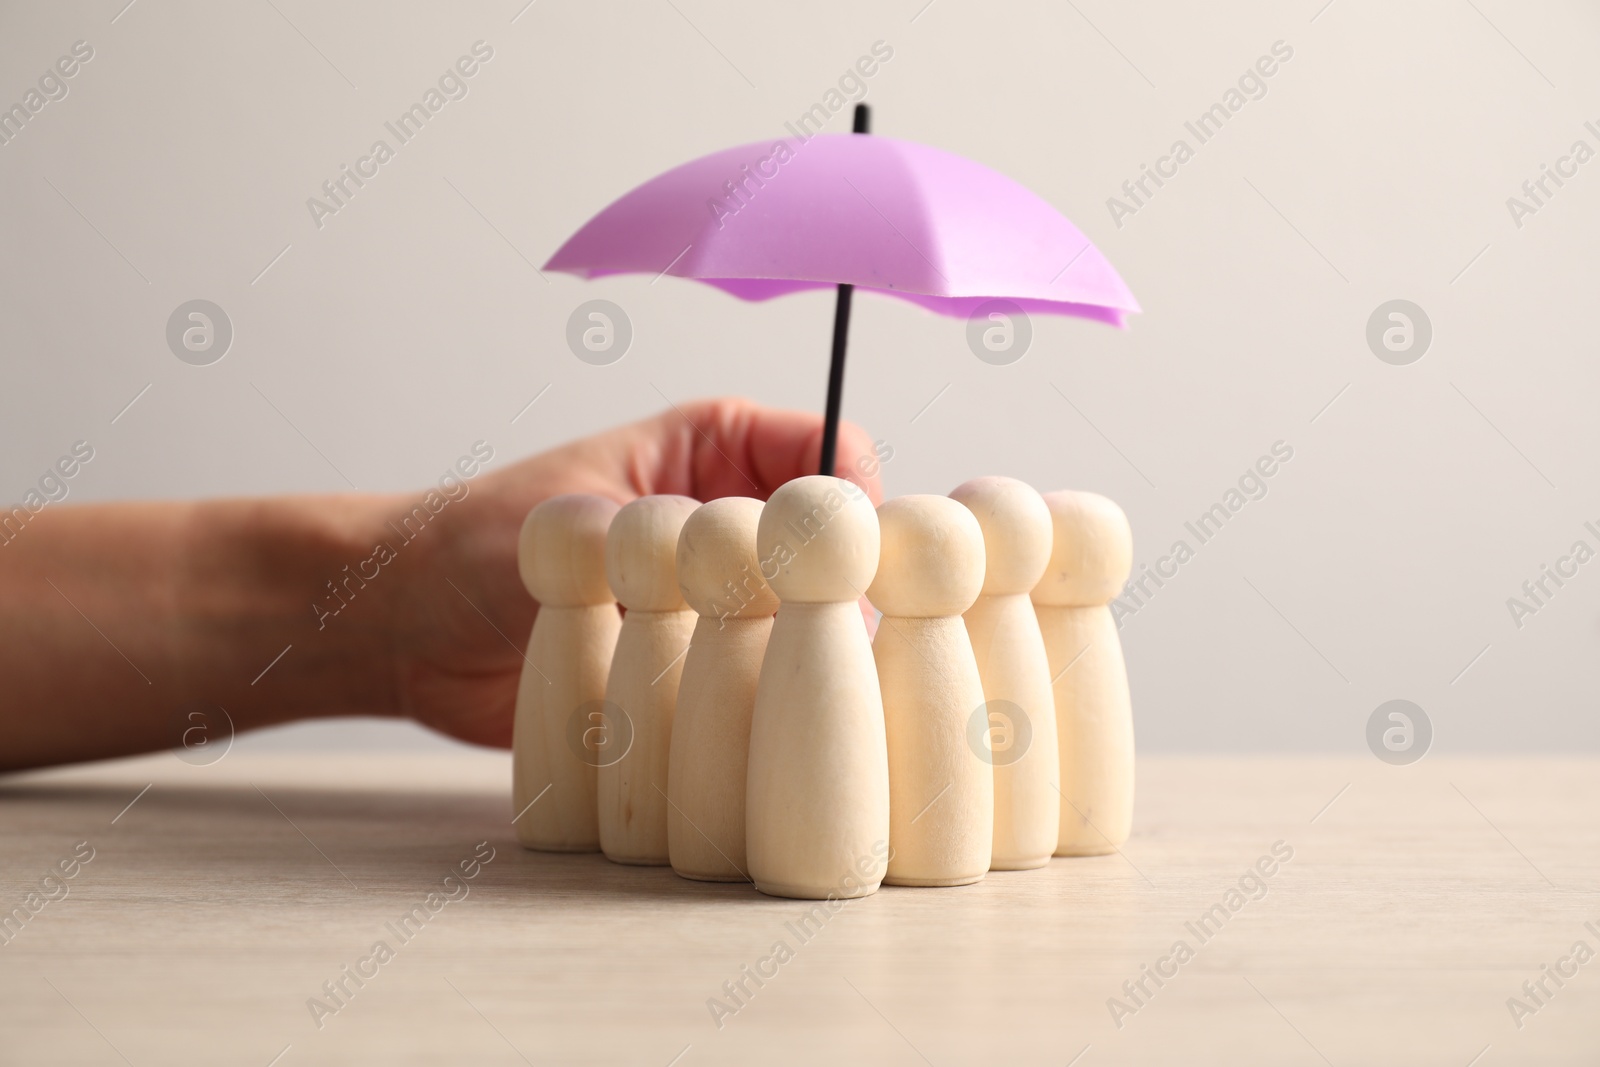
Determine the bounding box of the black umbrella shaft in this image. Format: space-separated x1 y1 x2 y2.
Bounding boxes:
818 103 871 478
819 282 854 476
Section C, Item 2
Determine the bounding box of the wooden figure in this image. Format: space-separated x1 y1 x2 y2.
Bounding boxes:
1033 490 1134 856
512 494 621 852
668 497 777 882
868 495 992 887
950 477 1060 870
598 495 699 866
746 476 889 900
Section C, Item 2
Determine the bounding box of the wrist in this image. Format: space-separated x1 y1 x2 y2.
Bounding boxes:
174 493 405 730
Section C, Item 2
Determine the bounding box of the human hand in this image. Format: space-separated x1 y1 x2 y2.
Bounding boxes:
385 398 885 749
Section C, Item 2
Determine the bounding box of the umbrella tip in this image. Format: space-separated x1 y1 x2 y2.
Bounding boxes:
852 103 870 135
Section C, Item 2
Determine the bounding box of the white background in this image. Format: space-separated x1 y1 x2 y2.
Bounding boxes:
2 0 1597 752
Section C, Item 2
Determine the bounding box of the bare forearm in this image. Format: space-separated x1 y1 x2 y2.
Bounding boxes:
0 398 884 770
0 495 399 770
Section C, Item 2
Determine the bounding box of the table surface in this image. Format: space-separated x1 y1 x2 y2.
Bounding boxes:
2 749 1597 1066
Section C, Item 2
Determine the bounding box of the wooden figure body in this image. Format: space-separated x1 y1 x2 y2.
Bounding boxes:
950 477 1061 871
598 495 699 866
511 494 621 852
747 476 889 900
868 495 992 887
667 497 777 882
1033 490 1134 856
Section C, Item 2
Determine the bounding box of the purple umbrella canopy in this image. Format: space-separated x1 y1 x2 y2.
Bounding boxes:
545 109 1138 471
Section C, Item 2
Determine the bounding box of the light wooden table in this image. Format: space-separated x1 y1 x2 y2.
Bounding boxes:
2 750 1596 1065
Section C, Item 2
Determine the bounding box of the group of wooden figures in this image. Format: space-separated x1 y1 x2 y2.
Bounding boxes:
510 474 1134 900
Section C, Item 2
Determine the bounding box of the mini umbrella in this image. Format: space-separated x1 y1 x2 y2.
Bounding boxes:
544 105 1139 474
